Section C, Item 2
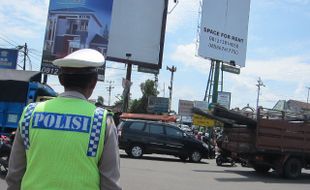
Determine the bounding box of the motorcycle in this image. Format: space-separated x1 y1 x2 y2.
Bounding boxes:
0 132 15 176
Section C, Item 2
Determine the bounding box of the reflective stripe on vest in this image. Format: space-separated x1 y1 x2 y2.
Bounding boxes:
20 103 38 150
87 107 105 157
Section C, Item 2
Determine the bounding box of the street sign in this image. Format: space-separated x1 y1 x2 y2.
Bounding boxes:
0 48 18 69
138 66 159 74
218 91 231 109
192 114 215 127
178 100 194 116
193 100 209 111
221 64 240 74
148 96 169 113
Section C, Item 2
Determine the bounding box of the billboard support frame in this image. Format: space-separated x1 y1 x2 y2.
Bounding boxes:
212 59 220 104
122 54 133 113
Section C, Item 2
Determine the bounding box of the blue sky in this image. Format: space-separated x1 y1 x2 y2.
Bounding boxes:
1 0 310 112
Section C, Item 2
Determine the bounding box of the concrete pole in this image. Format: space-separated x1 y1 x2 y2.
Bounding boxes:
167 65 177 112
256 77 265 112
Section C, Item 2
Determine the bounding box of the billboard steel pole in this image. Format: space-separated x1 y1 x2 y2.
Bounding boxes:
212 60 220 104
122 54 132 113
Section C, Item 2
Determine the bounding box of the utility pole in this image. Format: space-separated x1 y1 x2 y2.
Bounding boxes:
154 73 158 92
17 43 28 70
106 81 114 106
23 43 28 70
163 83 166 97
307 87 310 104
256 77 265 111
167 65 177 113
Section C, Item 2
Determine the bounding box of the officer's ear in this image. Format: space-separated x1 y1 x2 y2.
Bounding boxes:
89 73 98 90
58 74 65 86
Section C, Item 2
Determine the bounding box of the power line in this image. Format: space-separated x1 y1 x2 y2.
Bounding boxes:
106 66 126 70
28 49 42 57
0 34 19 46
0 36 18 47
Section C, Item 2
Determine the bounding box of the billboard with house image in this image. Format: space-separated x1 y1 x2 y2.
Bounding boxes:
41 0 113 78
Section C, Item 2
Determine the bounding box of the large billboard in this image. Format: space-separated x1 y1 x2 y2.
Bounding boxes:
107 0 168 69
0 48 18 69
198 0 251 67
41 0 113 80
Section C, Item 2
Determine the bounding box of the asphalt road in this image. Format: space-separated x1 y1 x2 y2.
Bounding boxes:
1 151 310 190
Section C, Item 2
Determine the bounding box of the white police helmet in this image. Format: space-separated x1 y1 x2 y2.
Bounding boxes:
52 49 105 68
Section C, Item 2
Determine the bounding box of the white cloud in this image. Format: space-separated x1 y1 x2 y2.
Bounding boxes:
170 41 310 108
0 1 48 40
166 0 200 33
244 57 310 82
170 42 211 73
171 42 310 83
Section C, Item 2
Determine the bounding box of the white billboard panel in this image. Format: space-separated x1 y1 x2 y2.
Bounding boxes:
198 0 251 67
107 0 168 69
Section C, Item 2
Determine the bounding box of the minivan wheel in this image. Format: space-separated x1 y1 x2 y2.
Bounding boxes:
129 145 143 158
190 151 202 163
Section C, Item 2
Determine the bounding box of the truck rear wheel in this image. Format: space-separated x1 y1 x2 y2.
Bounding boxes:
253 164 271 173
284 158 302 179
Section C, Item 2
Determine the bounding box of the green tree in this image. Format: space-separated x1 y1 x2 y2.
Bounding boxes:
129 79 159 113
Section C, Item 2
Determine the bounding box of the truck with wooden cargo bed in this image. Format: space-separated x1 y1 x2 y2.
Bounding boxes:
196 105 310 179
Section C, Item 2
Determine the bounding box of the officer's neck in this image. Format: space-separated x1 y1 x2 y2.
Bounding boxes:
64 87 91 99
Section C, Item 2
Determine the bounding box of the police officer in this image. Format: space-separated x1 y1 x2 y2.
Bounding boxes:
6 49 122 190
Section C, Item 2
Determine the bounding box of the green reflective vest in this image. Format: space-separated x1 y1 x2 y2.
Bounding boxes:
19 97 108 190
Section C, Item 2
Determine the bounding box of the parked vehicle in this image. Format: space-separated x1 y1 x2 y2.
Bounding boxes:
117 119 211 162
178 124 193 134
209 105 310 179
0 69 57 176
216 134 247 167
0 132 14 175
0 69 57 135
